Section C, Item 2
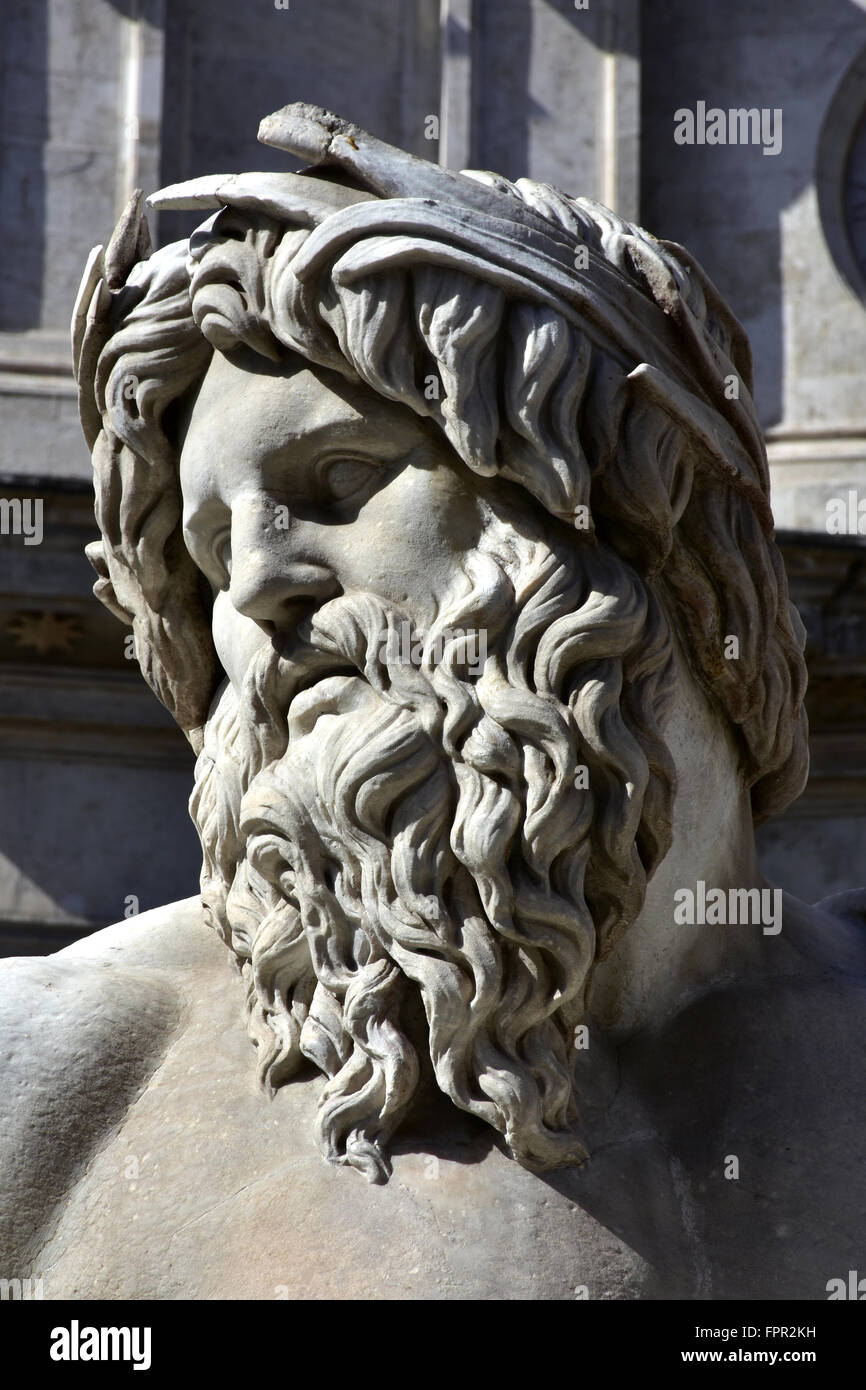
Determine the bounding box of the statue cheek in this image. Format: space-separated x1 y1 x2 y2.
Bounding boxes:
210 589 270 693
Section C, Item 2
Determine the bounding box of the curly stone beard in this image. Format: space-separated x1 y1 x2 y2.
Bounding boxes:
189 525 677 1182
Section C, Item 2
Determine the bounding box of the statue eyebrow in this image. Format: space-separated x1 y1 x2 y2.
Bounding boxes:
260 418 423 478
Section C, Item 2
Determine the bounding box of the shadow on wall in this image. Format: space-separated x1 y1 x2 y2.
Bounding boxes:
0 0 47 330
0 756 202 956
640 0 866 431
153 0 640 244
473 0 639 183
155 0 442 248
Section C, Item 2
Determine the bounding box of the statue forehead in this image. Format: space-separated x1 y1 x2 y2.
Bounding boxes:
179 346 433 483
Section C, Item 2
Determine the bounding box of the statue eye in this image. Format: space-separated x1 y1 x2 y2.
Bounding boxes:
318 455 380 503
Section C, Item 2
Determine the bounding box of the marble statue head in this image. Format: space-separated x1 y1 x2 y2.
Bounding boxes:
73 104 808 1182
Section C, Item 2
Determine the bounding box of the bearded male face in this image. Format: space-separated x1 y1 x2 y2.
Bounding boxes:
182 347 677 1182
73 104 808 1187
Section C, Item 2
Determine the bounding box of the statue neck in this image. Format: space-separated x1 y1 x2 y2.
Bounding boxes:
585 659 780 1040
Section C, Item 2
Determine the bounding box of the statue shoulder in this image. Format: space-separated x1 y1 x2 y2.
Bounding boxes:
0 895 217 1057
57 893 222 972
0 898 222 1268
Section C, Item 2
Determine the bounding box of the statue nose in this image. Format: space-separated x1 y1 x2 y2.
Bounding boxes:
229 555 340 627
227 503 340 627
223 497 341 628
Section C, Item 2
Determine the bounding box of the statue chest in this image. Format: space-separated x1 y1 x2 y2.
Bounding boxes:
32 968 654 1300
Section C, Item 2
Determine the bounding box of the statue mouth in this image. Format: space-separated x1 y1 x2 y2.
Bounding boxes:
269 633 362 732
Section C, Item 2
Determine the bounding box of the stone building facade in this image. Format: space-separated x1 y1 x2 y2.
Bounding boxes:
2 0 865 952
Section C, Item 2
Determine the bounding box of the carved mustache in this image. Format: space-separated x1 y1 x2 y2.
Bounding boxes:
245 591 446 739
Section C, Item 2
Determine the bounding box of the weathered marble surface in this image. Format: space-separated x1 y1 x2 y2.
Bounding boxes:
3 893 865 1299
2 104 865 1300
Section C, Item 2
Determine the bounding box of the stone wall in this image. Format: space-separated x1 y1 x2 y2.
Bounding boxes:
1 0 865 951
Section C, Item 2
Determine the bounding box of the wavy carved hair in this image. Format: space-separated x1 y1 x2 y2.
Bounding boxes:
85 181 807 821
78 174 809 1174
